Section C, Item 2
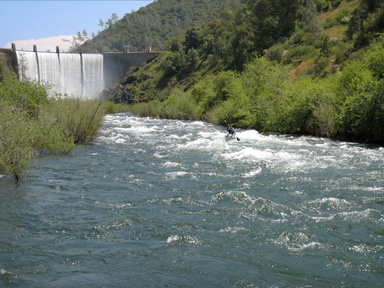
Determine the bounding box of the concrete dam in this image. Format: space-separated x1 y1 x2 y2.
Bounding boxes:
0 44 159 99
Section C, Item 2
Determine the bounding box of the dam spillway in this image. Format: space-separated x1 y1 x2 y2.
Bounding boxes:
16 51 104 99
9 44 160 99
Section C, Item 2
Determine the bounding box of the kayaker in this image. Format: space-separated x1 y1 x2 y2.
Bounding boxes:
226 125 236 135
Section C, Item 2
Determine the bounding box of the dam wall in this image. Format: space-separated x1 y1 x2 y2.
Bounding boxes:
103 52 159 87
2 44 159 98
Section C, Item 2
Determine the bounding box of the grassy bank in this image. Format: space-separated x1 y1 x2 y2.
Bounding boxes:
0 64 106 182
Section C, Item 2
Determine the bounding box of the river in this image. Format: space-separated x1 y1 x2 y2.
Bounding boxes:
1 113 383 287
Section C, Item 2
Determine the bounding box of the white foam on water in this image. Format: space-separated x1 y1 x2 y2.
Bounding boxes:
211 190 255 204
243 167 263 178
166 235 201 245
307 208 383 224
335 208 382 223
98 131 129 144
235 129 263 141
166 235 180 243
164 171 190 180
289 241 325 252
108 203 132 209
0 268 11 275
307 197 355 211
272 231 328 252
349 244 383 254
218 226 249 234
222 147 273 162
162 161 181 168
153 152 168 158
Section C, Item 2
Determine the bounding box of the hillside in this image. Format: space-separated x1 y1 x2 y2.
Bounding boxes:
81 0 247 53
104 0 384 144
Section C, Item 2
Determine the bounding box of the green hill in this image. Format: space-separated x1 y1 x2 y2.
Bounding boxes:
102 0 384 144
81 0 247 53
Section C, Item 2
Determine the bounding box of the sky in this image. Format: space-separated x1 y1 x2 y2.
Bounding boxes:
0 0 154 52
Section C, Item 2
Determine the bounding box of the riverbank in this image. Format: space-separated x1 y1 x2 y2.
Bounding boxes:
0 64 106 182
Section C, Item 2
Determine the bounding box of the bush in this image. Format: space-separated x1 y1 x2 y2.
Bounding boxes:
367 36 384 78
0 67 48 118
0 102 36 182
241 57 288 130
289 45 319 61
128 100 163 117
160 89 200 120
103 101 118 114
0 65 107 182
338 59 379 141
47 98 106 144
34 107 75 153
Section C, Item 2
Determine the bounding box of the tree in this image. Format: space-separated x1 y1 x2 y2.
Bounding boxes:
111 13 119 24
98 19 105 31
69 30 90 52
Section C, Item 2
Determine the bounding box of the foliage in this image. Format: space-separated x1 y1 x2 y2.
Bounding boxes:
0 101 36 182
338 58 382 142
0 67 106 182
159 89 200 120
0 66 49 118
81 0 247 53
366 35 384 78
103 0 384 145
46 97 106 144
346 0 384 47
69 30 91 53
127 99 163 118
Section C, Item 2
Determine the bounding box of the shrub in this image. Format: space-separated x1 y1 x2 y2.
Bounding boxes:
103 101 118 114
128 100 163 117
338 60 379 141
0 67 48 118
47 98 106 144
0 102 36 182
160 90 200 120
289 45 319 61
0 65 106 182
34 107 75 153
241 57 288 130
367 36 384 78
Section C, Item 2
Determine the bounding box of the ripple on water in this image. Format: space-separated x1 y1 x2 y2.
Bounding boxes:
1 114 383 287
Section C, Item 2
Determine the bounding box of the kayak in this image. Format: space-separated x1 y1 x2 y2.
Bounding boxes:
225 133 240 141
224 120 240 141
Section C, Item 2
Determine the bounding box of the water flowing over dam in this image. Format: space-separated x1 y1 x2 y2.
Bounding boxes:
16 51 104 99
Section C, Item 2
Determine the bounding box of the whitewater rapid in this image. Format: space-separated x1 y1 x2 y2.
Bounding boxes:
0 113 383 287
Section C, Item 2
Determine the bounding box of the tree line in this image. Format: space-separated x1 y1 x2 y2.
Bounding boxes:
79 0 247 53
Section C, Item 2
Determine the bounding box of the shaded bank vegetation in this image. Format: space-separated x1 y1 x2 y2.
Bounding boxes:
106 0 384 145
0 64 106 182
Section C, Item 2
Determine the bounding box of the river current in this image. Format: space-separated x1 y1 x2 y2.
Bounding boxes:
1 113 383 287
